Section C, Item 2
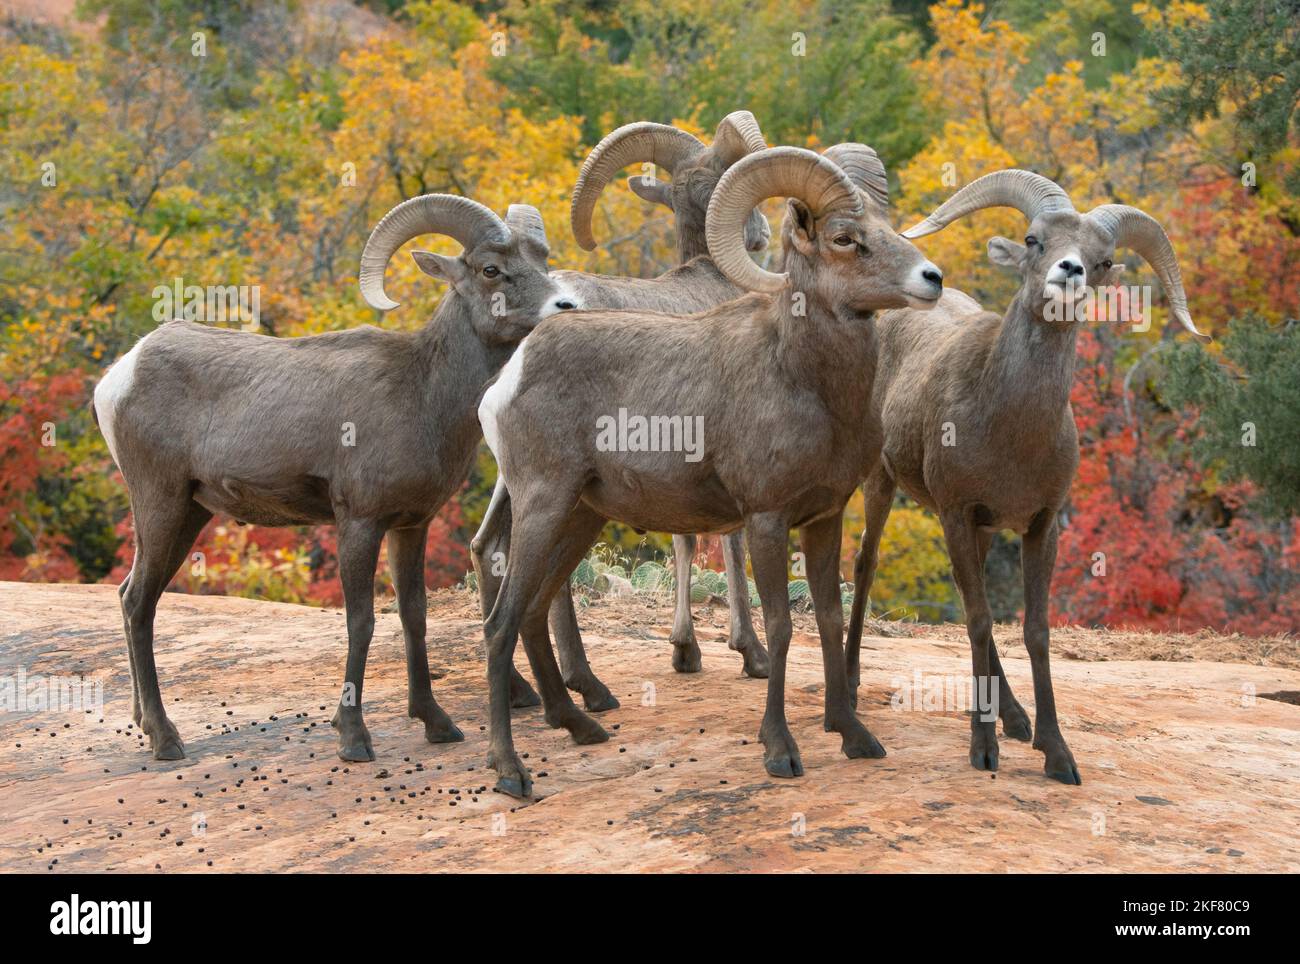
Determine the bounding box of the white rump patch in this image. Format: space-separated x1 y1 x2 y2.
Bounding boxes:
478 337 529 484
93 333 151 464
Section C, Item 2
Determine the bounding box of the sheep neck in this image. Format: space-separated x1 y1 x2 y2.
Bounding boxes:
676 231 708 263
977 286 1079 431
776 284 878 429
410 293 513 456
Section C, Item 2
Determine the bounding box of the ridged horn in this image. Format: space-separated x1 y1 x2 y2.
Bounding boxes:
505 203 549 249
822 142 889 210
1087 204 1209 342
902 169 1074 239
359 194 509 311
711 110 768 167
707 146 862 293
570 122 705 251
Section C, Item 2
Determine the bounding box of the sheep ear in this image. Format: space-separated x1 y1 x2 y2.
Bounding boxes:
627 175 673 209
987 236 1026 270
785 199 817 256
411 250 467 288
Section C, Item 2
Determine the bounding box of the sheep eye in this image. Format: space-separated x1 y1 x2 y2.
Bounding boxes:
1101 259 1113 270
483 265 500 278
1024 235 1039 248
834 235 855 247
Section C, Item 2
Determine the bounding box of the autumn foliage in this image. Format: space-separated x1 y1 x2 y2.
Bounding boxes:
0 0 1295 632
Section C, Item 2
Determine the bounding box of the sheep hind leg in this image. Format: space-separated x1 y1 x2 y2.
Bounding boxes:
120 491 212 760
469 481 542 709
845 467 895 709
722 529 768 678
668 534 701 672
525 509 612 745
549 587 619 711
388 523 463 745
483 499 605 798
330 517 385 762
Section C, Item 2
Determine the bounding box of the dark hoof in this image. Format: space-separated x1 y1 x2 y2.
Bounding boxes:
424 720 465 744
495 775 531 799
489 750 533 798
410 700 464 744
969 726 999 772
1046 765 1082 785
838 721 887 760
671 639 702 673
584 691 620 712
1042 745 1081 785
738 640 770 679
152 736 186 761
143 716 185 760
764 753 805 779
760 724 804 778
509 672 542 709
550 710 609 745
567 676 620 712
338 742 376 763
1001 703 1033 742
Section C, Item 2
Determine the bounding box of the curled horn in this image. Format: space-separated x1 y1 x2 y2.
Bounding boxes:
505 204 549 250
570 122 705 250
1087 204 1209 342
707 146 862 293
901 169 1073 239
359 194 509 311
822 143 889 210
710 110 768 167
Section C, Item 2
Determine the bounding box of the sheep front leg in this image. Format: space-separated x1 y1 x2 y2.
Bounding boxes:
470 480 542 709
746 513 803 778
331 517 385 762
939 509 1000 773
387 523 463 744
1022 511 1081 785
668 533 702 672
721 529 769 678
802 514 886 761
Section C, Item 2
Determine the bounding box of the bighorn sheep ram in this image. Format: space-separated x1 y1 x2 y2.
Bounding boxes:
476 146 944 796
842 170 1209 784
94 195 573 762
471 111 774 715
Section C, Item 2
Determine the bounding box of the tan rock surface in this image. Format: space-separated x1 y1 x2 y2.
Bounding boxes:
1 582 1296 872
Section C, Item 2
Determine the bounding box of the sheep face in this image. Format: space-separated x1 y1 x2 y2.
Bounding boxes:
629 158 771 254
781 199 943 314
411 232 571 346
986 209 1125 324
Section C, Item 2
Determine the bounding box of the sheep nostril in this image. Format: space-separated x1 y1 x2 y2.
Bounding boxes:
922 268 943 286
555 299 577 310
1060 260 1083 278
